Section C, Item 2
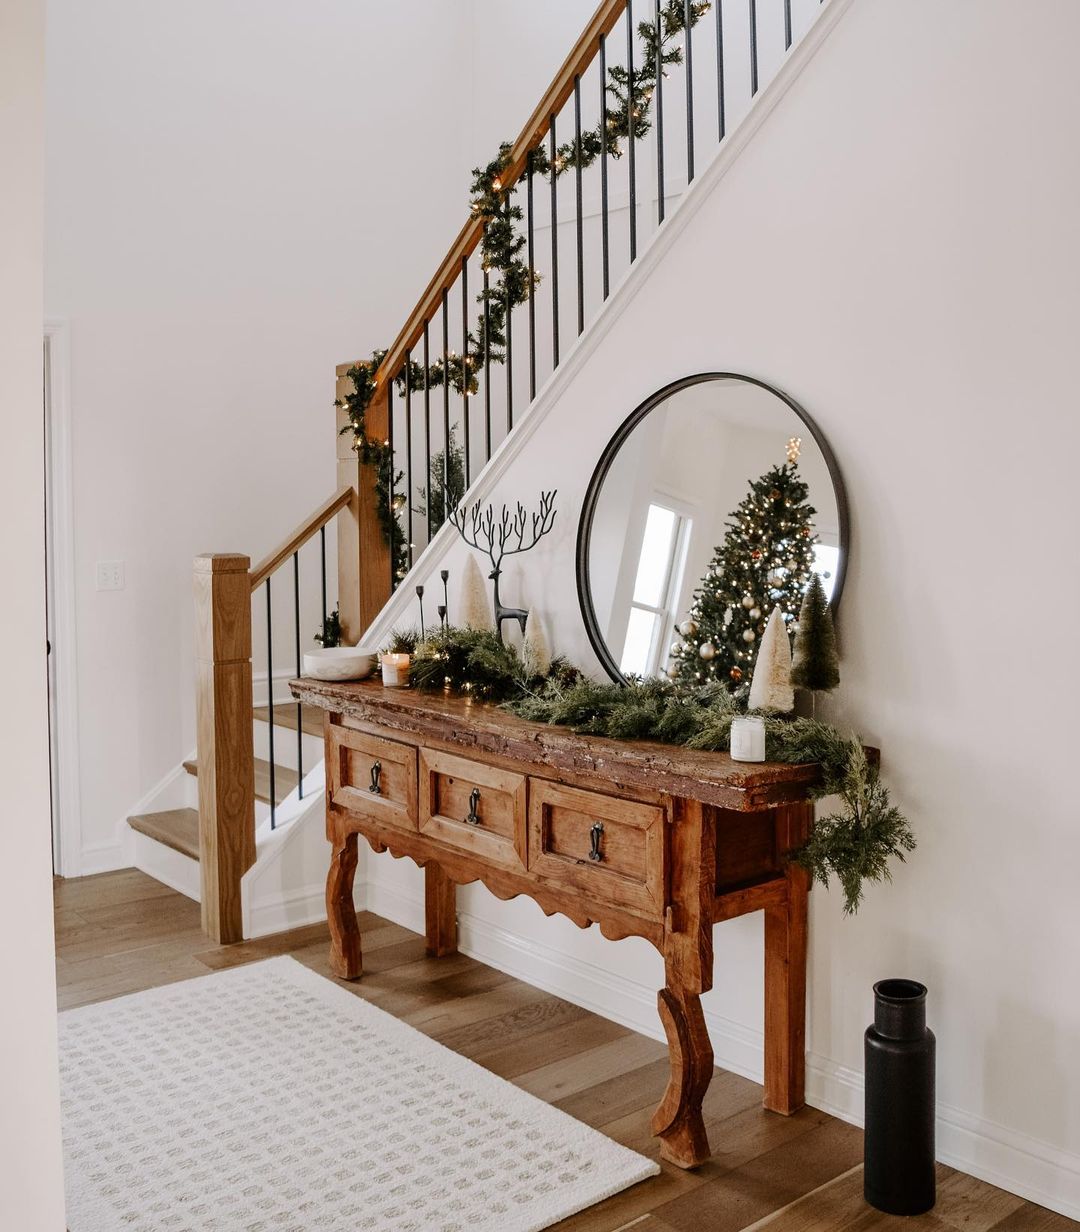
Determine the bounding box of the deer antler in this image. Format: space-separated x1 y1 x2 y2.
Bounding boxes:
449 490 558 573
496 490 557 560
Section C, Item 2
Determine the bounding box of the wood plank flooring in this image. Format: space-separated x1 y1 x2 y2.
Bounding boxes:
54 870 1077 1232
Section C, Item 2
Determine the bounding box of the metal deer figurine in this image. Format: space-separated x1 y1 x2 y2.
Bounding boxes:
449 491 557 642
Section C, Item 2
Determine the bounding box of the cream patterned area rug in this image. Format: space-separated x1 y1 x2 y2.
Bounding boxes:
60 955 658 1232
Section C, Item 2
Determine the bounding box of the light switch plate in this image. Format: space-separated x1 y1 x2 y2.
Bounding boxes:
96 560 125 591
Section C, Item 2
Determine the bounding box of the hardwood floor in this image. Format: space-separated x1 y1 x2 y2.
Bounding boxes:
54 870 1077 1232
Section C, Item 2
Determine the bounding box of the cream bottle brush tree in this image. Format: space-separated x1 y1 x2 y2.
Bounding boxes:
459 554 495 632
748 606 795 713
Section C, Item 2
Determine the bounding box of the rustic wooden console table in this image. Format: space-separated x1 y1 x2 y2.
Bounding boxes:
291 677 817 1169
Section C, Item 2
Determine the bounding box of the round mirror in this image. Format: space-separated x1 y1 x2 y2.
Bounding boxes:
576 373 848 686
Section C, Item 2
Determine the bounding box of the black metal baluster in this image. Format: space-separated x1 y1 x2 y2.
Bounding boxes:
265 577 275 829
716 0 726 141
749 0 759 95
574 74 585 336
404 347 414 570
423 321 432 540
461 255 470 486
549 116 560 369
599 33 610 300
386 380 395 592
319 524 327 635
656 0 665 224
483 261 492 458
627 1 638 261
784 0 792 50
292 551 303 800
527 151 536 399
685 0 695 184
505 193 514 430
442 290 450 512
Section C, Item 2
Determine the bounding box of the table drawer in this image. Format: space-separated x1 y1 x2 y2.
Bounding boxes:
528 780 666 917
328 725 418 831
419 749 527 871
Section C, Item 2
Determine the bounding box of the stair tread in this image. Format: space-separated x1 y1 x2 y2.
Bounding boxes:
127 808 200 861
253 702 323 737
183 757 300 804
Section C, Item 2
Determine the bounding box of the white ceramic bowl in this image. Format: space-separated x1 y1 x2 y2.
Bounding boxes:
302 646 378 682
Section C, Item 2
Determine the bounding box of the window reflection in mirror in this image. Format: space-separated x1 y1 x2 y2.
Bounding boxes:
619 502 693 676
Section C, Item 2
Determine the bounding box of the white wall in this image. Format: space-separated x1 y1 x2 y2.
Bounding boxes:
0 0 68 1225
364 0 1080 1216
45 1 599 870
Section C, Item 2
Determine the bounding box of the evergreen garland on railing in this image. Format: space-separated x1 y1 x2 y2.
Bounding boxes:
335 1 711 567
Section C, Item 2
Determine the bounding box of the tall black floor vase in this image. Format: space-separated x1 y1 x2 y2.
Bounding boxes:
864 979 936 1215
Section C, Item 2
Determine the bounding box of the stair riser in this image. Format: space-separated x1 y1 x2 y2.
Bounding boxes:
253 723 323 772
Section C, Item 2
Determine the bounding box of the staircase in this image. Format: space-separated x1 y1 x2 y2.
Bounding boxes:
128 0 843 942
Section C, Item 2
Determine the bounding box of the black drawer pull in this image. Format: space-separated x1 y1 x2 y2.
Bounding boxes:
588 820 604 862
464 787 482 826
369 761 382 795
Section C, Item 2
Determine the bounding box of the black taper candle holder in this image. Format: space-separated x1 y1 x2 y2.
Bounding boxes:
415 585 425 640
440 569 450 625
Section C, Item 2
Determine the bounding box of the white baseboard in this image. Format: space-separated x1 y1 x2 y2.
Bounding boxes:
246 879 362 939
78 836 131 876
79 759 195 877
130 831 201 902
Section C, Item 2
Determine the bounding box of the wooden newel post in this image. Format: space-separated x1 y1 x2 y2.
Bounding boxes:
194 553 256 944
335 362 391 644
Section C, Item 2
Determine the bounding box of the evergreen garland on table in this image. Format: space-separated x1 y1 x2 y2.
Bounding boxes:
335 2 710 567
402 625 581 702
508 675 914 915
375 623 913 913
671 458 818 690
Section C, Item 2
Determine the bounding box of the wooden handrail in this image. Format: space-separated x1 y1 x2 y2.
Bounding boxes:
249 485 354 590
367 0 627 394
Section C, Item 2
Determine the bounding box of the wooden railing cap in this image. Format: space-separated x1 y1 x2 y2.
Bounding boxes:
194 553 251 573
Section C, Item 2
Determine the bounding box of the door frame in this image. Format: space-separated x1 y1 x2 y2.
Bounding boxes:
44 319 82 877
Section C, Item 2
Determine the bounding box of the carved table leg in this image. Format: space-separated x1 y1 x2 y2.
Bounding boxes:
763 803 811 1114
652 796 716 1168
424 862 458 957
326 831 362 980
652 981 715 1167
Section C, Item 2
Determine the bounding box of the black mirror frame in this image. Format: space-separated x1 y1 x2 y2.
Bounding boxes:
575 372 850 685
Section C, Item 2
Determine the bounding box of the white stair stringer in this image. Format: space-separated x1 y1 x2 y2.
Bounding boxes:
241 763 363 939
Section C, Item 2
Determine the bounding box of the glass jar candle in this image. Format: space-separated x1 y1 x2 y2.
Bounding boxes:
381 653 411 688
729 715 766 762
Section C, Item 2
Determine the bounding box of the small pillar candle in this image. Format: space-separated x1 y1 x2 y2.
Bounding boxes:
729 715 766 762
381 653 411 688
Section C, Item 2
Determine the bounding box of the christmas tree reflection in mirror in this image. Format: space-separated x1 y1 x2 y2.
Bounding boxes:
578 373 848 686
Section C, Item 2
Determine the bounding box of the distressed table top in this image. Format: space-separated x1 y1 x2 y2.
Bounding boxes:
291 678 820 811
